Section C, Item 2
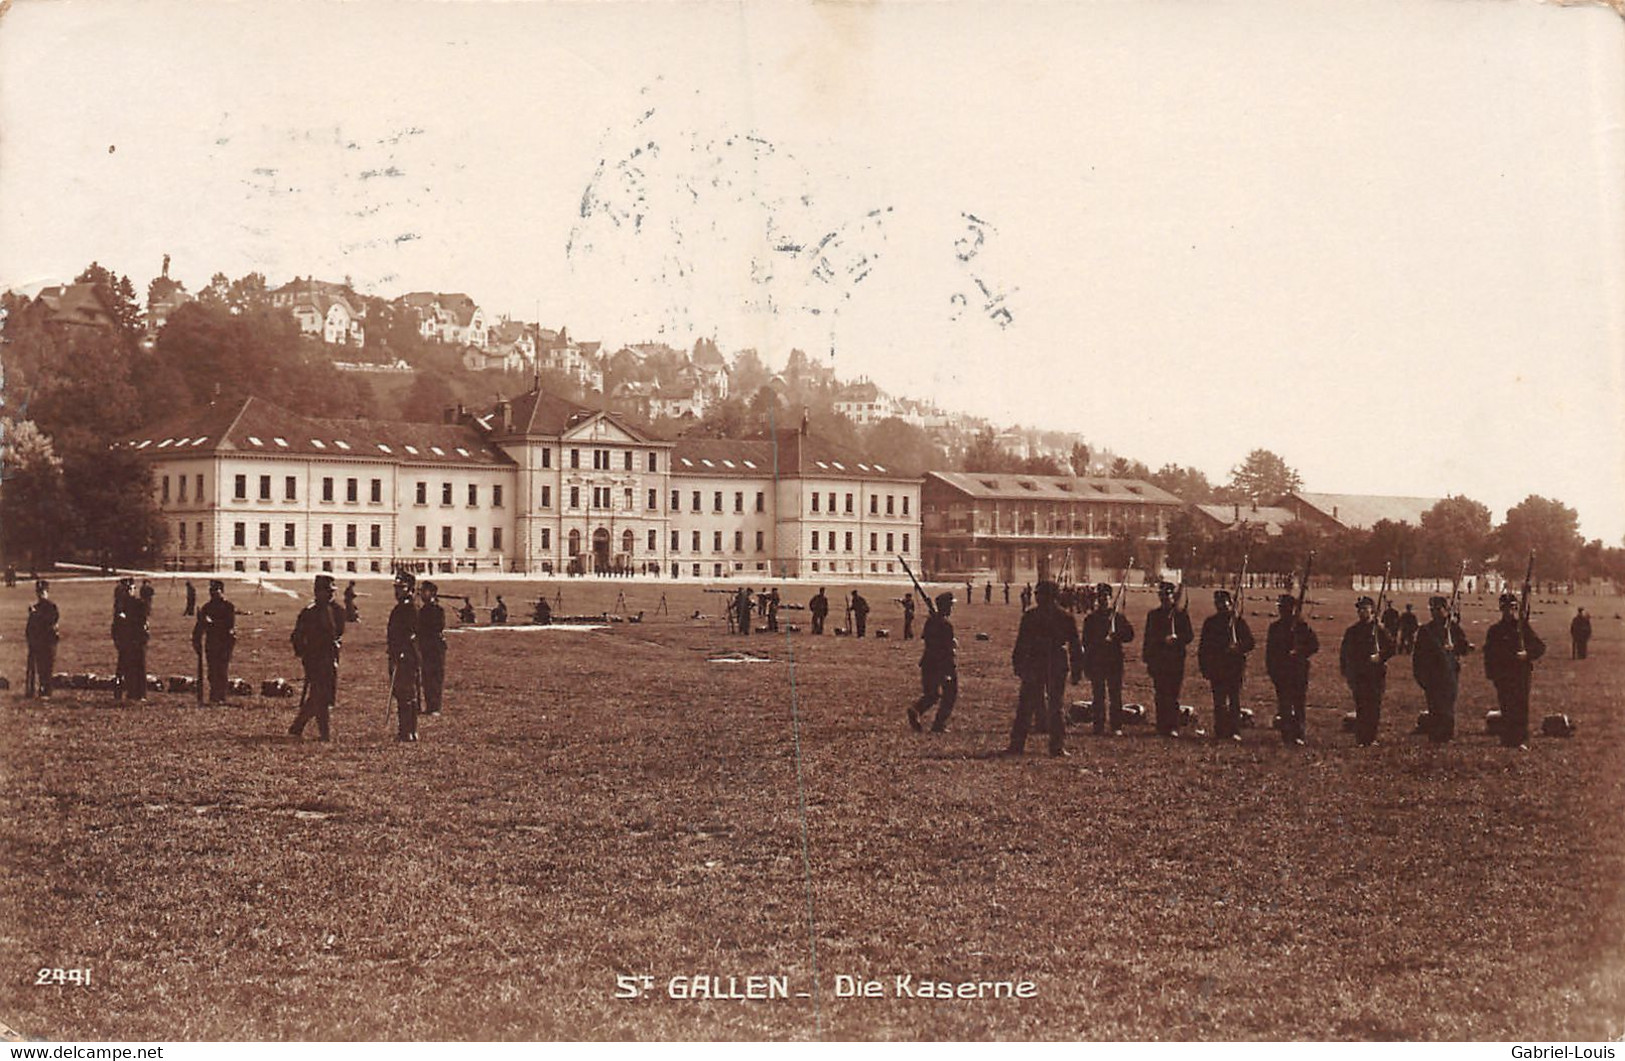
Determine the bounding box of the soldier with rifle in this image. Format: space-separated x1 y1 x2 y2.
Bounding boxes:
111 576 148 703
1198 584 1256 743
1144 580 1195 737
418 580 448 716
289 574 346 742
1483 554 1545 750
1081 580 1135 736
1265 554 1319 746
385 572 421 742
899 593 916 640
850 590 870 638
1339 572 1397 747
24 579 59 699
1006 580 1084 757
191 579 237 704
901 559 958 733
735 587 754 636
1412 587 1473 744
808 588 829 635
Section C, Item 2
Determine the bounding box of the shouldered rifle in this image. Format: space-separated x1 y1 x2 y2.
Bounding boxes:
1517 550 1536 653
195 634 204 705
1446 558 1467 651
1294 550 1315 622
1372 561 1392 657
897 555 938 618
1230 552 1250 642
1110 555 1133 637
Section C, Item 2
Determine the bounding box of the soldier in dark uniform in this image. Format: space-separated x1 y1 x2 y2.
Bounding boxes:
1412 595 1473 744
530 595 552 626
965 580 973 606
191 579 237 704
1080 583 1135 736
909 593 959 733
25 579 60 699
1143 582 1195 736
1483 591 1546 749
1339 595 1396 746
418 580 447 716
289 574 346 741
736 588 754 636
1265 594 1319 747
809 589 829 635
344 581 360 623
456 599 477 624
1571 608 1592 659
1198 589 1256 742
1397 603 1419 655
386 573 421 742
112 577 148 702
1380 601 1401 648
900 594 915 640
1007 581 1084 756
491 596 508 624
984 581 992 604
183 580 197 617
851 590 870 638
766 588 781 633
1003 582 1010 605
1020 584 1033 611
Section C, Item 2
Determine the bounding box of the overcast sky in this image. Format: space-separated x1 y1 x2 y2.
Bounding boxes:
2 0 1621 542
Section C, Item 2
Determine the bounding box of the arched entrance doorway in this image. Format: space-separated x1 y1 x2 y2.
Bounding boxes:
592 528 611 573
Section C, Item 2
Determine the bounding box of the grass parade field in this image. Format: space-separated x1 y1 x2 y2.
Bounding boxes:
1 575 1622 1041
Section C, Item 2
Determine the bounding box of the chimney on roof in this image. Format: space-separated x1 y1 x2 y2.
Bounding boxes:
442 405 457 425
1333 505 1339 520
800 406 809 437
497 398 512 434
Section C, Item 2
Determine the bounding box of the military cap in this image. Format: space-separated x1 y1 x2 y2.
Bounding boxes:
1096 582 1113 596
208 579 225 592
420 580 438 595
1277 594 1296 607
314 574 336 592
1213 589 1233 604
34 578 49 593
1158 581 1177 594
935 591 956 610
395 570 416 590
1355 595 1375 608
1035 580 1059 599
1499 591 1519 607
1428 595 1449 609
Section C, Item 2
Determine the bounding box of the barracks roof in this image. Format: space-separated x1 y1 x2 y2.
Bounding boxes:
671 431 914 482
1274 491 1442 530
121 397 512 467
477 388 659 444
926 471 1182 506
1194 504 1300 535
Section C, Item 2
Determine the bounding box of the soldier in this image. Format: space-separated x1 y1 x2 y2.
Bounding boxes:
24 579 60 699
191 579 237 704
965 579 973 606
1339 596 1396 747
1483 591 1546 749
1397 603 1419 655
1143 581 1195 737
491 595 508 624
1412 595 1473 743
112 577 148 702
1006 580 1084 757
766 588 781 633
851 590 870 638
386 572 421 742
808 588 829 635
1198 589 1256 742
1380 601 1401 647
530 594 552 626
1080 583 1135 736
900 593 916 640
984 581 992 604
456 598 477 624
736 588 754 636
4 565 15 589
289 574 346 742
1003 581 1010 605
1571 607 1592 660
1265 594 1319 747
418 580 447 716
344 580 360 623
1020 583 1033 611
183 579 197 617
909 592 959 733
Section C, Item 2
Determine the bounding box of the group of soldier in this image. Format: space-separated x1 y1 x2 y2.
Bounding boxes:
898 576 1558 756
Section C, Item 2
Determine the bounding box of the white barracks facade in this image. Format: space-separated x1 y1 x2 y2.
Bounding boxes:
126 389 921 580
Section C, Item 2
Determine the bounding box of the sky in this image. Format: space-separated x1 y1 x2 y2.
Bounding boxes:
2 0 1622 542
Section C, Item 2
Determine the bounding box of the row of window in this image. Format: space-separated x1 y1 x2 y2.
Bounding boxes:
807 531 910 554
810 492 910 516
226 521 504 552
162 474 207 504
540 448 660 473
212 474 509 508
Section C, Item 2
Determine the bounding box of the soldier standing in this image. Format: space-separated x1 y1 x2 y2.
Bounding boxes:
1020 583 1033 611
418 580 447 715
1265 594 1319 747
1006 581 1083 756
909 592 959 733
1412 595 1473 743
736 588 754 636
851 590 870 638
344 581 361 623
1198 589 1256 742
1003 581 1010 605
1570 607 1592 659
1380 601 1401 647
1483 591 1546 749
808 588 829 635
1397 603 1419 655
386 572 421 742
1143 581 1195 736
289 574 346 742
1339 595 1396 747
766 588 781 633
965 580 973 606
25 579 60 698
111 577 148 702
183 580 197 617
900 594 916 640
984 581 992 604
1080 583 1135 736
191 579 237 704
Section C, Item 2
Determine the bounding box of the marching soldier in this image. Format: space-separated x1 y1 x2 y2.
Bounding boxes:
1198 589 1256 742
900 593 916 640
386 572 421 742
1265 594 1319 746
808 588 829 635
1339 596 1396 746
112 577 148 702
1483 591 1546 749
851 590 870 638
908 592 959 733
1571 607 1592 660
1080 583 1135 736
289 574 346 742
418 580 448 716
191 579 237 704
24 579 60 699
1007 580 1083 757
1411 595 1473 743
1144 582 1195 737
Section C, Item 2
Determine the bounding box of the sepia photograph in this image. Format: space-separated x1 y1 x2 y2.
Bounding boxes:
1 0 1623 1044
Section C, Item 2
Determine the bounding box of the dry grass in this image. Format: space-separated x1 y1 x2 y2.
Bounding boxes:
1 576 1622 1041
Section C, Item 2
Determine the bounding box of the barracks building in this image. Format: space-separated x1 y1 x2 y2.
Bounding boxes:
124 388 922 580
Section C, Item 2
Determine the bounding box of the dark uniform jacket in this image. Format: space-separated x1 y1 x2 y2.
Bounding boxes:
1265 617 1319 688
1412 618 1471 692
418 601 447 654
1339 620 1396 684
809 593 829 618
26 599 60 648
1080 609 1135 677
919 612 955 670
1143 606 1194 676
1198 613 1255 685
192 598 236 653
292 600 346 664
1483 617 1546 685
1571 614 1592 644
1012 605 1084 682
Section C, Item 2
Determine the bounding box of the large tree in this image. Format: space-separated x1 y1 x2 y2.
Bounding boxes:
0 419 71 569
1494 495 1583 580
1225 448 1303 504
1417 495 1493 578
862 417 946 478
1149 463 1215 503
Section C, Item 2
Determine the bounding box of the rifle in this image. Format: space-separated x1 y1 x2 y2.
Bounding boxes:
1294 550 1315 621
1517 550 1536 654
1230 552 1250 642
194 636 205 706
1372 561 1392 658
898 554 938 618
1445 558 1467 651
1109 555 1133 638
24 646 36 698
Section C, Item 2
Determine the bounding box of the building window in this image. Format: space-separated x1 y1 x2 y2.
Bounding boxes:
415 526 426 549
178 476 188 502
196 474 204 500
671 490 680 511
647 452 658 472
467 527 477 550
828 492 836 512
624 487 633 510
570 449 580 469
568 529 581 556
755 530 765 552
844 532 853 552
321 524 333 548
903 533 910 553
870 533 878 551
441 483 452 506
648 488 658 510
541 485 552 508
569 487 580 509
370 478 382 503
441 526 452 549
346 478 358 503
887 495 895 515
493 528 504 551
713 531 723 553
810 532 820 552
734 531 743 552
178 522 187 547
648 529 657 551
903 496 911 516
870 494 878 515
671 530 680 551
713 492 723 513
284 523 296 548
196 521 203 546
346 524 357 548
755 492 765 513
468 484 479 507
828 531 837 551
234 475 247 501
691 491 701 512
492 485 503 508
540 528 550 550
691 530 701 552
322 477 334 502
623 528 635 555
416 481 427 505
734 492 744 513
845 493 854 514
258 522 271 547
286 476 298 501
258 475 271 501
162 477 170 503
624 451 633 471
370 524 381 548
540 448 552 469
811 493 820 513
